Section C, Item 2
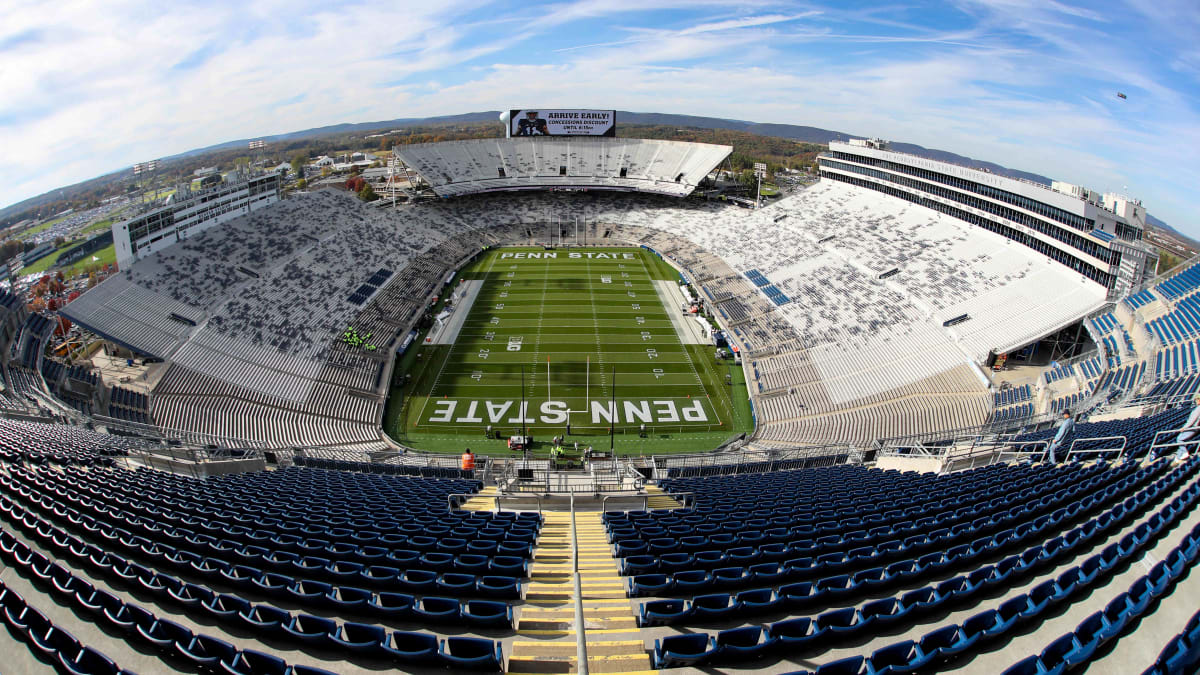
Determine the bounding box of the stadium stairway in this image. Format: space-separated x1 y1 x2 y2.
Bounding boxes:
461 485 502 511
643 486 683 510
509 510 656 674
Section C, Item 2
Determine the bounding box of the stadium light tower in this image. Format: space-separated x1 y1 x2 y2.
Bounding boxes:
132 159 160 206
754 163 767 209
248 140 265 173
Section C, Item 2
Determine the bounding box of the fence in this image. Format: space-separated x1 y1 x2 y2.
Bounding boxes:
649 443 859 479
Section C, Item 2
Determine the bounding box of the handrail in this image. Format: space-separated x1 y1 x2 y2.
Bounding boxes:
601 491 693 512
570 494 588 675
1148 424 1200 457
989 439 1051 463
446 493 543 513
1066 435 1128 461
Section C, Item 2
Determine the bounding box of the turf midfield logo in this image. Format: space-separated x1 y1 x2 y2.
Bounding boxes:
426 399 709 425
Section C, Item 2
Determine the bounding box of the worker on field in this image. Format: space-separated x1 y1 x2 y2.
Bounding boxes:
461 448 475 472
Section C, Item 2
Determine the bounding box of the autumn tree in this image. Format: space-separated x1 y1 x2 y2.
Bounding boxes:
290 152 308 176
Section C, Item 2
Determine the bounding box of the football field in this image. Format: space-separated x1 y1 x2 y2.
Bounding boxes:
389 247 751 451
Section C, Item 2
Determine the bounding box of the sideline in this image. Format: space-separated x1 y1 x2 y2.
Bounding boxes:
654 279 710 344
427 280 484 344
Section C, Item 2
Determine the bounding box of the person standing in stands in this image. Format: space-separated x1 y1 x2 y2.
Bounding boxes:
1047 409 1075 463
1171 394 1200 462
461 448 475 473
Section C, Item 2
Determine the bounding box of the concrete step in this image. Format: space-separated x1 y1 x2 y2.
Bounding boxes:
508 640 654 675
459 485 500 511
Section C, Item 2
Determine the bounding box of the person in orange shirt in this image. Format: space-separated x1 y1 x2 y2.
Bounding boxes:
461 448 476 472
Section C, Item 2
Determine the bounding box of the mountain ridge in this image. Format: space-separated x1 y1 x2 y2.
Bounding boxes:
2 110 1187 240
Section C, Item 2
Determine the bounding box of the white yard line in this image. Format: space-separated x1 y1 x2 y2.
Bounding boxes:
586 255 609 402
527 257 550 396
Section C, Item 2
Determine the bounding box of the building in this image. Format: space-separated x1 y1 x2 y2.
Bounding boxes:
111 171 281 269
818 140 1157 299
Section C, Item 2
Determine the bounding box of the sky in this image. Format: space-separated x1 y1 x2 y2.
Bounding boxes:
1 0 1198 233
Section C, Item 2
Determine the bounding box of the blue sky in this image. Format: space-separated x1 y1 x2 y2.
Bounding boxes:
1 0 1197 233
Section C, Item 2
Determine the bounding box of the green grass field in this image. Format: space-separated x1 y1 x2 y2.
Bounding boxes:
384 247 753 456
21 242 115 277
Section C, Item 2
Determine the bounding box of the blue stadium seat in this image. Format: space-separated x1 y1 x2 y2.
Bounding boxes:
59 646 125 675
384 631 441 667
653 633 716 669
640 599 689 627
236 604 291 640
714 626 771 662
1063 611 1109 667
441 637 503 671
464 600 513 628
175 634 238 671
859 597 905 632
220 648 289 675
330 622 390 659
136 617 193 653
768 616 819 652
817 655 865 675
864 640 918 675
414 596 461 623
281 613 337 649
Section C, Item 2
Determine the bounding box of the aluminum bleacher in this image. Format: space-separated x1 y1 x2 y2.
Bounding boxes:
394 137 732 198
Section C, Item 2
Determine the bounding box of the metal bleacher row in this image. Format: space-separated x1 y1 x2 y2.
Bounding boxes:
612 455 1200 673
2 375 1200 674
393 137 733 198
993 385 1032 408
0 440 541 673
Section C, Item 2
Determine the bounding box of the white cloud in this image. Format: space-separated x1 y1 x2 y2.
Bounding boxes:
0 0 1196 236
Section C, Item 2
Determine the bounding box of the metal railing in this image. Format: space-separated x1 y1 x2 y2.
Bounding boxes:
1147 424 1200 459
650 444 857 479
601 492 694 512
95 415 271 450
446 493 542 513
129 444 265 479
1125 251 1200 300
570 494 588 675
1065 435 1128 462
875 411 1066 459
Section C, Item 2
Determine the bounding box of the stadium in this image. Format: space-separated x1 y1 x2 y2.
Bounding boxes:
0 109 1197 675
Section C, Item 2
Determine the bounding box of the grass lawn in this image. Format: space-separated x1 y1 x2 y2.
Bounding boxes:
20 243 74 276
21 242 116 278
383 247 753 457
63 244 116 276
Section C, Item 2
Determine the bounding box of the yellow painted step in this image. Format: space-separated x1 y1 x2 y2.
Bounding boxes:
459 486 501 511
519 607 576 616
516 628 636 636
588 653 653 673
583 616 638 630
